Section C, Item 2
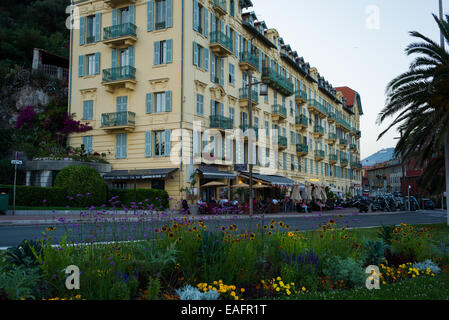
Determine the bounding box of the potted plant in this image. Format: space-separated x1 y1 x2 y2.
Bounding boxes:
180 172 199 215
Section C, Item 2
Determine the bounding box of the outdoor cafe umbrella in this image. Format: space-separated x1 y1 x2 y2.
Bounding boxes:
253 183 270 189
320 183 328 201
232 183 249 188
305 183 313 201
291 185 302 202
313 185 322 201
201 181 227 188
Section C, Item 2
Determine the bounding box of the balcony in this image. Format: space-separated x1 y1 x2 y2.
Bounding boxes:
239 124 259 139
277 136 288 150
102 66 136 92
307 99 328 118
295 115 308 131
355 129 361 139
314 150 325 161
338 138 348 149
327 133 337 145
212 0 227 16
262 67 294 96
103 23 137 47
327 112 336 123
104 0 136 8
313 125 324 139
271 104 287 123
209 31 233 57
296 144 309 156
210 115 234 130
295 89 307 105
351 162 362 170
155 21 167 31
340 158 349 167
101 111 136 131
239 88 259 113
239 52 258 72
350 144 357 152
329 154 338 164
336 118 351 132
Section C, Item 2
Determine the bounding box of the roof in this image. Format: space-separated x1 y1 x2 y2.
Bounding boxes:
103 168 178 180
336 86 364 115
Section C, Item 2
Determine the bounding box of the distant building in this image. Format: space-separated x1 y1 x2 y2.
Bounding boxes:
32 48 69 81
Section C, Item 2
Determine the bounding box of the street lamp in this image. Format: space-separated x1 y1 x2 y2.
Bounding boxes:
408 185 411 211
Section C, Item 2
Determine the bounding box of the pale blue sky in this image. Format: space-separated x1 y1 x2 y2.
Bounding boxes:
247 0 444 158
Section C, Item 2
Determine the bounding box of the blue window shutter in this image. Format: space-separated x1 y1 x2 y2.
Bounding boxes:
79 16 85 45
165 91 172 112
94 52 100 74
165 130 171 156
235 32 239 57
258 49 262 73
145 131 152 157
166 39 173 63
95 13 101 42
205 8 209 37
220 58 224 85
129 46 134 67
146 93 153 113
204 48 209 71
116 134 121 158
89 101 94 119
147 0 154 31
193 42 198 66
220 103 224 116
220 20 224 33
166 0 173 27
83 101 88 119
111 49 117 68
211 13 216 32
112 9 118 25
78 55 84 77
123 134 127 158
154 41 160 65
193 0 198 31
129 4 135 24
210 53 215 82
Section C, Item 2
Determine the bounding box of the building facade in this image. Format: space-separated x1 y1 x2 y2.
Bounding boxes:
69 0 363 205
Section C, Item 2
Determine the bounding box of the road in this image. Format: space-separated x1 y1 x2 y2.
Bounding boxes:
0 210 445 248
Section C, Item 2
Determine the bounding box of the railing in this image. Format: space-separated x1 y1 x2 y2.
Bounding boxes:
210 31 233 52
213 0 227 12
102 66 136 82
308 99 329 116
295 89 307 101
210 115 234 130
339 138 348 145
296 144 309 154
262 67 294 96
329 154 338 162
278 136 287 147
337 118 351 129
355 130 361 137
350 144 357 151
295 115 308 126
315 150 325 158
103 23 137 40
328 112 336 121
35 64 69 80
239 87 259 104
86 35 96 44
351 162 362 169
239 52 258 70
272 104 287 118
340 158 349 166
101 111 135 128
313 125 324 135
328 133 337 140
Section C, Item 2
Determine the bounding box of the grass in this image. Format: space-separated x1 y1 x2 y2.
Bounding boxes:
294 273 449 300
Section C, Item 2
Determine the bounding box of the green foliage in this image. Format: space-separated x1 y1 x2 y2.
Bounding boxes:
377 225 395 246
5 240 42 268
145 277 161 300
0 265 40 300
0 184 68 207
363 240 388 267
0 160 14 185
0 129 13 157
322 256 365 289
108 188 169 209
54 165 107 206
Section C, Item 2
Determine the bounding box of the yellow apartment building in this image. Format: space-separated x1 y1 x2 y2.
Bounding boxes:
69 0 364 206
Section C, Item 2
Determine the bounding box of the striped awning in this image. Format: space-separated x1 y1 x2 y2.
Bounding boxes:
103 168 178 181
241 173 298 187
196 168 236 180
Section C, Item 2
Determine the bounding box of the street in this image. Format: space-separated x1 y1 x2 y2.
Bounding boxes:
0 209 445 248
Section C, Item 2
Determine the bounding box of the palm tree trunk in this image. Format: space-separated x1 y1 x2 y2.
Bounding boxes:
445 130 449 225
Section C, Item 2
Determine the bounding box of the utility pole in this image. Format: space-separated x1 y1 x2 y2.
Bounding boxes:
440 0 449 224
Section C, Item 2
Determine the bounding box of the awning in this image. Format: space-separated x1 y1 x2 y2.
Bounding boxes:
196 168 236 180
241 173 297 187
103 168 178 181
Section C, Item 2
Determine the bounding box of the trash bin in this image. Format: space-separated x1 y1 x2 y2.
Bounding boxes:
0 189 9 215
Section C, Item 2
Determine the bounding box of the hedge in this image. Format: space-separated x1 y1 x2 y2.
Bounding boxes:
0 185 68 207
108 189 169 209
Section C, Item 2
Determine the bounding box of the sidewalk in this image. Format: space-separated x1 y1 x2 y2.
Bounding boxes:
0 207 408 226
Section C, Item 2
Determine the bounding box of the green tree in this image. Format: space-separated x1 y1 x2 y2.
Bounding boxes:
377 14 449 197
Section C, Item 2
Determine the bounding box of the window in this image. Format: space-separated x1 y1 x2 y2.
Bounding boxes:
265 148 270 167
196 94 204 115
193 42 208 70
229 63 235 85
116 133 127 159
265 121 269 136
154 131 166 156
154 40 173 65
148 0 172 31
146 91 172 113
86 54 96 76
283 153 287 170
82 136 93 153
230 0 235 17
86 15 96 43
229 107 235 121
193 0 208 36
291 154 295 171
152 180 165 190
155 0 167 29
210 54 224 85
113 182 127 190
82 100 94 120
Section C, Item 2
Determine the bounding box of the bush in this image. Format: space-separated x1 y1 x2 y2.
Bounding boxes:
0 160 14 185
108 188 169 209
0 184 68 207
322 256 365 289
175 285 220 300
54 165 107 207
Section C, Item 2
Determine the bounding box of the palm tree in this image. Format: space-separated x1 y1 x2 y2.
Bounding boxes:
377 14 449 221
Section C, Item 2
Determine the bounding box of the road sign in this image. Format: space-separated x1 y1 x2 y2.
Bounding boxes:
11 160 22 165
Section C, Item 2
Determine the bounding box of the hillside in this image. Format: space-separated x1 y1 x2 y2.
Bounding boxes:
361 148 396 167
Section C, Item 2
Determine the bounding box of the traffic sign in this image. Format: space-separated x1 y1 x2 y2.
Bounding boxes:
11 160 23 165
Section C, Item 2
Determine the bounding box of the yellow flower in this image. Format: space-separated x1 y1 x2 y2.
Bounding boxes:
276 287 280 292
75 294 81 299
302 287 306 292
240 288 245 293
286 289 291 295
276 277 281 281
230 291 236 297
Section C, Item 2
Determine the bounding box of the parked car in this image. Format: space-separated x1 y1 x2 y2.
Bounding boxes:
421 199 435 210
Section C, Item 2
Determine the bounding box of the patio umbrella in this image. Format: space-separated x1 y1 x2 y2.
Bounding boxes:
232 183 249 188
305 183 313 201
320 184 328 201
291 185 302 202
253 183 270 189
313 185 322 201
201 181 227 187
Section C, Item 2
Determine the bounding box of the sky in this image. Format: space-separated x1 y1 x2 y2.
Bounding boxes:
247 0 444 159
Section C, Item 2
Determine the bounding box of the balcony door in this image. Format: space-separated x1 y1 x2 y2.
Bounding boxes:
116 96 128 125
120 7 130 24
119 48 130 78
